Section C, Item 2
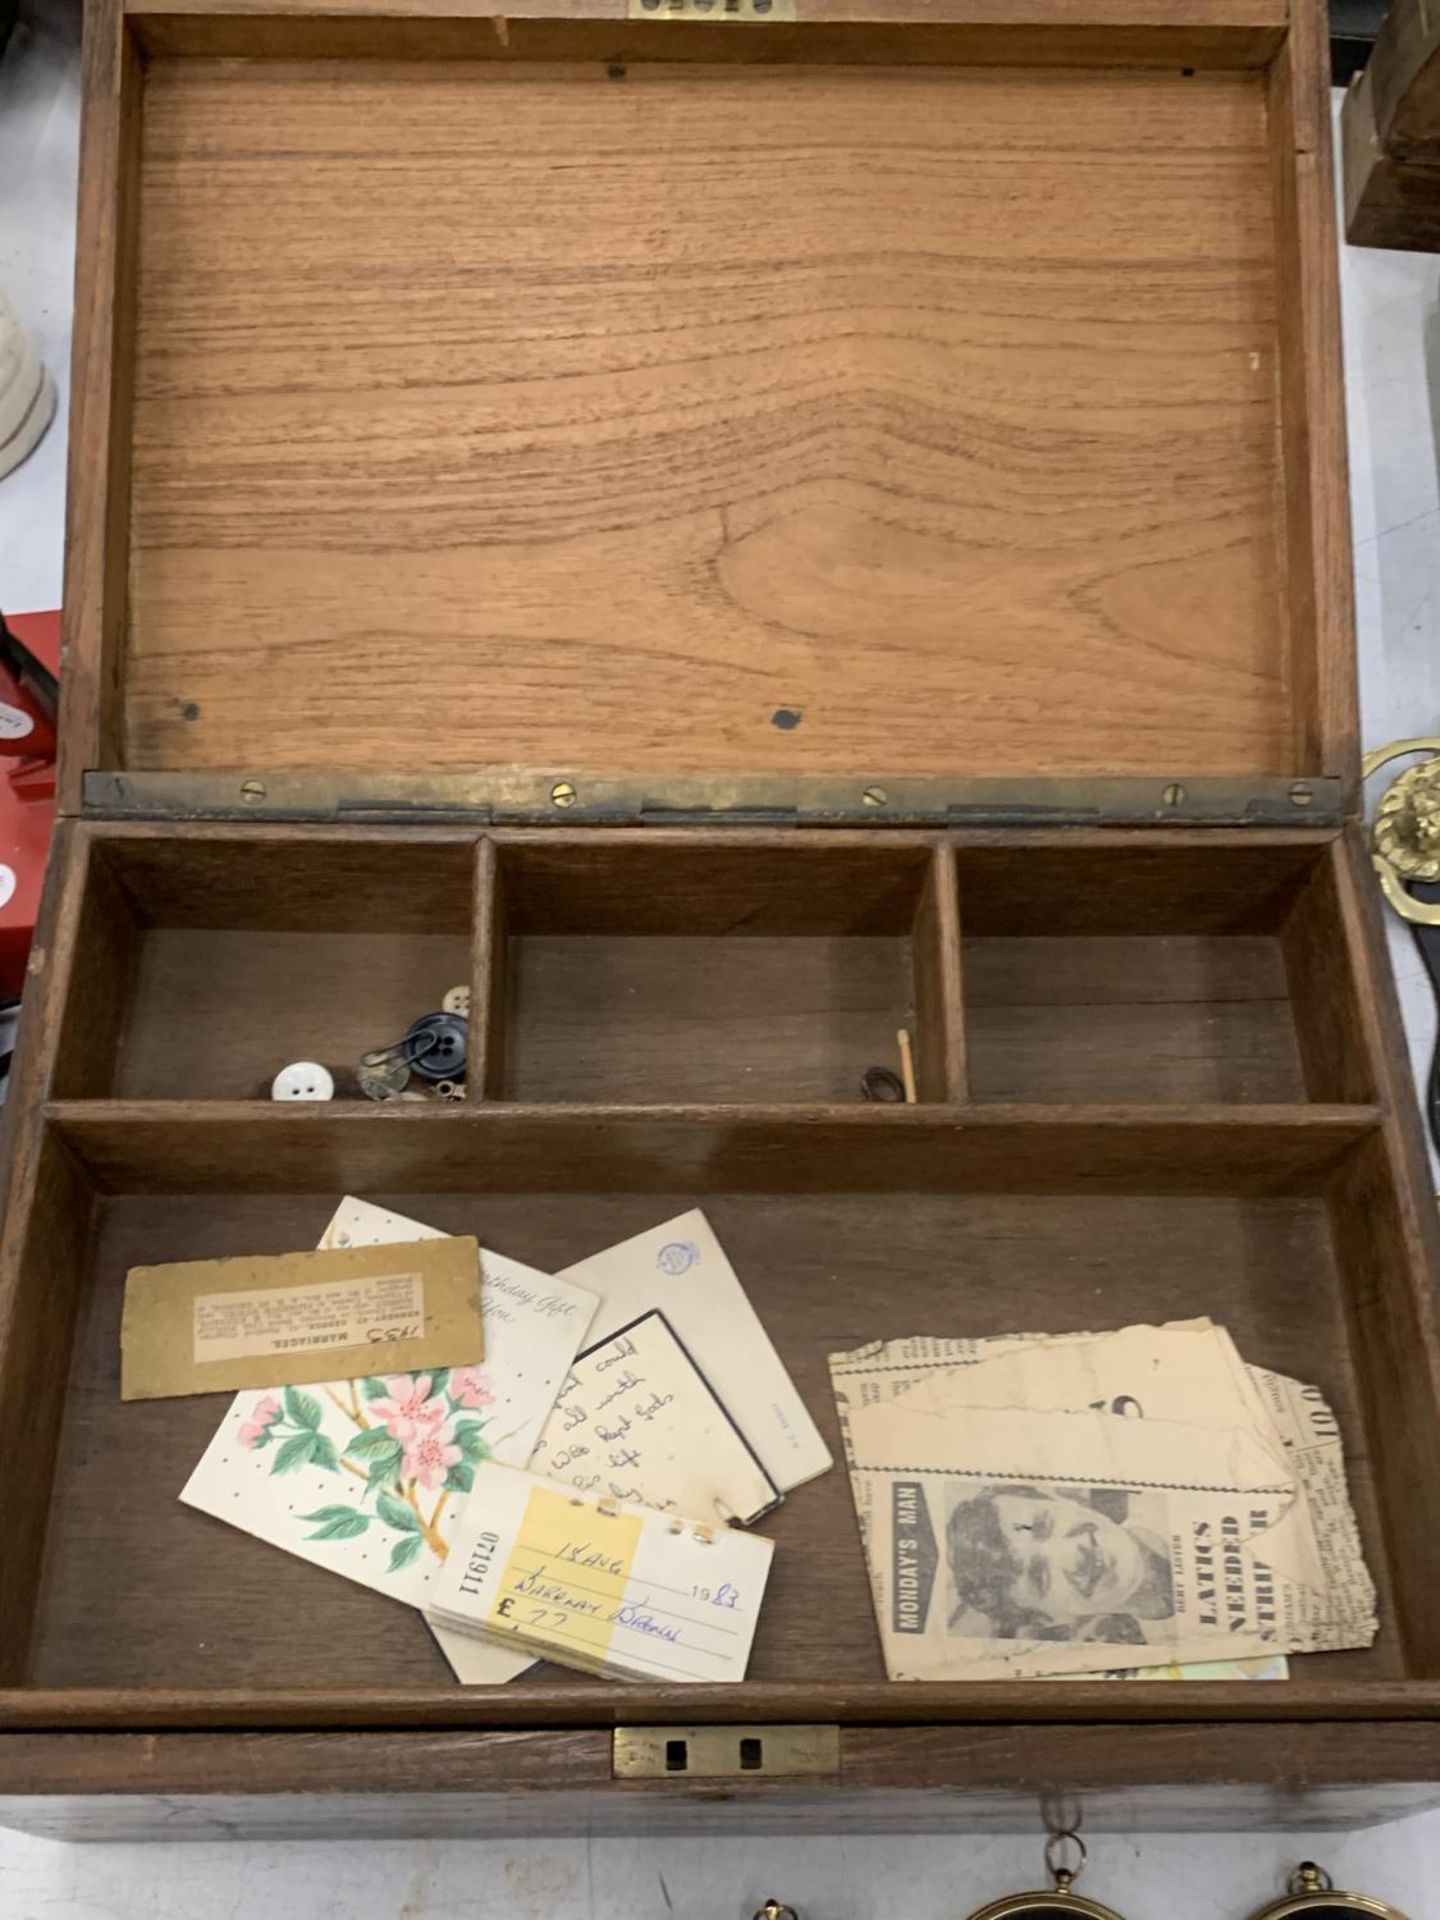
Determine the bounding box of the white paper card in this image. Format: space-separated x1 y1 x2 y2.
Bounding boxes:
427 1461 774 1682
530 1309 780 1525
558 1210 830 1493
181 1199 599 1683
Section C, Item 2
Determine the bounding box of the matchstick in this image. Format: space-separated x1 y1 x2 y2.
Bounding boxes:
897 1028 917 1104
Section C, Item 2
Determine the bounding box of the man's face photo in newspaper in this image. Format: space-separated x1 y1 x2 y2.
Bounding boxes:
945 1481 1176 1642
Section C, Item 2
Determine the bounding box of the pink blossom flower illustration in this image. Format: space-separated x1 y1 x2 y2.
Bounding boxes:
237 1393 282 1450
402 1420 462 1492
449 1366 496 1411
368 1374 447 1441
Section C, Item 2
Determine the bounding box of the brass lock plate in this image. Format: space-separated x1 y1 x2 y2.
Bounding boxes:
613 1724 840 1779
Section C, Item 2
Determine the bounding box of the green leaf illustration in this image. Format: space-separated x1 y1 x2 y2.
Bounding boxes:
428 1369 450 1398
377 1491 421 1534
361 1376 390 1402
283 1386 322 1432
453 1420 489 1464
366 1458 402 1498
388 1533 423 1574
347 1428 404 1480
444 1462 474 1495
271 1431 319 1475
301 1506 370 1541
311 1434 340 1473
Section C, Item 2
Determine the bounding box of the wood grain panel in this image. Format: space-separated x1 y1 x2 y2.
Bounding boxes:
48 842 143 1101
23 1187 1403 1689
1268 0 1358 791
47 1101 1380 1195
126 8 1289 72
965 932 1307 1101
127 0 1286 27
125 60 1291 780
1281 851 1376 1104
4 1725 1440 1840
97 829 478 932
0 1136 97 1683
113 928 473 1099
471 837 509 1099
497 836 932 937
58 0 142 811
14 1678 1440 1732
913 843 966 1099
1324 832 1440 1673
506 935 916 1102
950 835 1319 935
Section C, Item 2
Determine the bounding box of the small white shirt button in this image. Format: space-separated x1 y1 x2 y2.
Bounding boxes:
271 1060 335 1102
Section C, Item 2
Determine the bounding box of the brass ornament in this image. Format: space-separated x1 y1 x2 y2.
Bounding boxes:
1244 1860 1411 1919
965 1834 1130 1920
1365 737 1440 925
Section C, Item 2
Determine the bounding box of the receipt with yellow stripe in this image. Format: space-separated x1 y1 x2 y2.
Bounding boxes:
425 1460 774 1682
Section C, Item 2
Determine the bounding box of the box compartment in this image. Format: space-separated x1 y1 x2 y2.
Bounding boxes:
953 841 1368 1104
16 1182 1409 1692
50 835 476 1101
486 838 955 1103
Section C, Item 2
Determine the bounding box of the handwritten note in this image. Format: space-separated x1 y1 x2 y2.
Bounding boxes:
427 1463 775 1681
557 1211 832 1494
529 1310 779 1524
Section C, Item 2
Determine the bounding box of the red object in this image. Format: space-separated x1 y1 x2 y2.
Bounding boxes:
0 610 60 999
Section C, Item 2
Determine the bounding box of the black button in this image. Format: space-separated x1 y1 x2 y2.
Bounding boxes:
403 1011 468 1083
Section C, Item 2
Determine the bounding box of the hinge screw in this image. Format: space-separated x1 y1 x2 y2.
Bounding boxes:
240 779 267 805
1162 782 1186 808
550 780 577 809
862 785 888 808
1289 781 1315 807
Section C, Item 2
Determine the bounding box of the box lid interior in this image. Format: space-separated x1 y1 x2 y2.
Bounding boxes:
88 47 1348 820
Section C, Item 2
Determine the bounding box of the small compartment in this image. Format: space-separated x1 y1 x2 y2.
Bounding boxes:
5 1167 1416 1691
481 838 961 1105
53 832 477 1101
955 840 1369 1106
967 933 1303 1102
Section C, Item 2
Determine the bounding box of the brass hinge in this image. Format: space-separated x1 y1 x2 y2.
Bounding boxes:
613 1724 840 1780
81 771 1344 829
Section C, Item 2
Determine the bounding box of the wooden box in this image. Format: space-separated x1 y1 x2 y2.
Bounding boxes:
3 0 1439 1842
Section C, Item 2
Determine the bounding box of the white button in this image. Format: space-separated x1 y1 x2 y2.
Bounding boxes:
271 1060 335 1102
442 985 471 1015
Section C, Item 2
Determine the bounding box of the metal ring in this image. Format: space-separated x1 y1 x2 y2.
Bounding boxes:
1290 1864 1335 1896
1362 736 1440 783
1040 1792 1084 1838
861 1065 906 1102
1045 1830 1088 1883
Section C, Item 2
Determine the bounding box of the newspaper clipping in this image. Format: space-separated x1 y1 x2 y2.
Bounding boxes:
830 1321 1376 1682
